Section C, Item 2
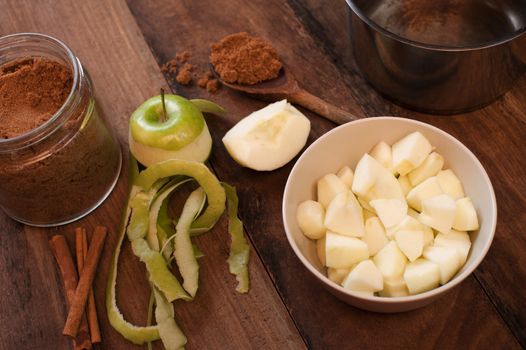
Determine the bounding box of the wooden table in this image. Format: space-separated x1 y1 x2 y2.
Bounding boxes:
1 1 525 349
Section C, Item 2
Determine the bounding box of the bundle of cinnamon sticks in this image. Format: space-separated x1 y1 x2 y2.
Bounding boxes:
49 226 107 350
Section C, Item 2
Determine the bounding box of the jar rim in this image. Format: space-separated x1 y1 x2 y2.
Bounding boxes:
0 33 80 148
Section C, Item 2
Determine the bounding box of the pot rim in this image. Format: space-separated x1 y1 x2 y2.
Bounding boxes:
346 0 526 51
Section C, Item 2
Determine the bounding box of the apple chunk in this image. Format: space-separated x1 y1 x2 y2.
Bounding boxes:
423 246 462 284
418 194 456 234
373 241 407 280
395 230 424 262
296 200 325 239
327 267 351 285
324 192 365 237
403 258 440 295
435 231 471 265
316 237 326 266
337 166 354 188
325 232 369 268
370 198 408 228
406 176 444 212
436 169 465 199
342 260 383 293
317 174 348 208
222 99 310 171
379 277 409 297
369 141 393 173
453 197 479 231
392 131 433 175
408 152 444 186
363 216 389 256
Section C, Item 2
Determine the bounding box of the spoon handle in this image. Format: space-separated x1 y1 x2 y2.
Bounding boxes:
289 88 359 124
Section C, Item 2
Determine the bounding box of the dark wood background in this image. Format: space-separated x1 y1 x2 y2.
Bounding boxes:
0 0 524 349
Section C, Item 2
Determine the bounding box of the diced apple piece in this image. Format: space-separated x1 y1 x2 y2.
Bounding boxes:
369 141 393 173
324 192 365 237
408 152 444 186
358 195 375 213
395 230 424 262
316 237 326 266
423 246 462 284
398 175 412 196
453 197 479 231
337 166 354 188
408 208 419 219
342 260 383 292
406 176 444 212
373 241 407 280
352 154 405 202
435 231 471 265
325 232 369 268
423 227 434 247
296 200 325 239
392 131 433 176
418 194 456 234
436 169 465 199
363 216 389 256
379 277 409 297
327 267 351 285
370 199 408 228
403 258 440 295
317 174 347 208
386 215 423 238
353 291 375 297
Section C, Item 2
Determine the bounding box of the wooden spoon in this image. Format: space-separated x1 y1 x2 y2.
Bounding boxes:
211 65 357 125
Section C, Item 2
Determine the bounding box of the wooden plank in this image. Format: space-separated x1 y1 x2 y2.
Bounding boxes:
0 1 306 349
126 0 524 348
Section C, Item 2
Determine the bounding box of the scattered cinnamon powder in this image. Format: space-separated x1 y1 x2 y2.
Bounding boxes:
176 63 194 85
161 59 177 74
0 57 72 139
206 79 220 93
209 32 282 85
175 51 191 63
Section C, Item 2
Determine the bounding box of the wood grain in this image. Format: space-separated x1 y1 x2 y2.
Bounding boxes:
127 0 524 348
0 0 305 349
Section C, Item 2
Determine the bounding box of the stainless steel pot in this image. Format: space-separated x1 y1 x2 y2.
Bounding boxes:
346 0 526 114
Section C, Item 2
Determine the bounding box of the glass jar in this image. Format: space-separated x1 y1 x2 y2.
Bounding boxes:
0 33 122 226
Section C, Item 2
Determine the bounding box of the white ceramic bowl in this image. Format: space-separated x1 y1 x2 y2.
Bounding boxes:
282 117 497 312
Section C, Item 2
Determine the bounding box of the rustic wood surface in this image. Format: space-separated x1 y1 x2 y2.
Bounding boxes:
0 0 525 349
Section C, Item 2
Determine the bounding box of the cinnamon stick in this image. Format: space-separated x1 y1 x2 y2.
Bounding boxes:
63 226 107 338
49 235 92 350
75 227 102 343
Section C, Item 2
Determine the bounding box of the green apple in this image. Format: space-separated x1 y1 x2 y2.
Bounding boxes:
129 94 221 166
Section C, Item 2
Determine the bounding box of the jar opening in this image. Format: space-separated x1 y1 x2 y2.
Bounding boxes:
0 33 80 149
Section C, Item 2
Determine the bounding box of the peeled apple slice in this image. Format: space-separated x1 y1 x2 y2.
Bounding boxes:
337 166 354 188
397 175 412 196
423 246 462 284
395 230 424 262
327 267 351 285
222 99 310 171
436 169 465 199
418 194 457 234
342 260 383 293
392 131 433 176
369 198 408 228
379 277 409 297
408 152 444 186
373 241 407 280
406 176 444 212
363 216 389 256
296 200 326 239
453 197 479 231
324 192 365 237
435 231 471 265
403 258 440 294
325 232 369 268
317 174 348 208
369 141 394 173
352 154 405 202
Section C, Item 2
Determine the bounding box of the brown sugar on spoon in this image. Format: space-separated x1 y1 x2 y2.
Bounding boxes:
210 32 282 85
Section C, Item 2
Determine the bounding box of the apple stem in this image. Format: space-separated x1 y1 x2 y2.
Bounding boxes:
160 88 168 123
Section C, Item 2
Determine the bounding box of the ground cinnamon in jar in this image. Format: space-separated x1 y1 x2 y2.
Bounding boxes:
0 55 121 226
210 32 282 85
